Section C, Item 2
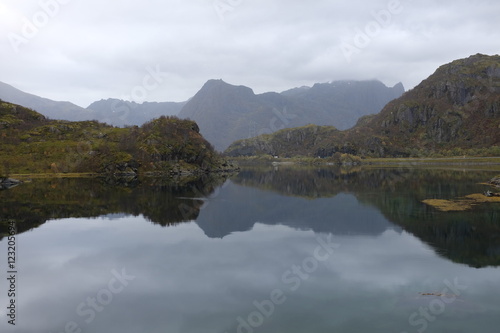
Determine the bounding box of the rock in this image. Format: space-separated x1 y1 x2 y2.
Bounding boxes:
484 190 500 197
0 178 22 190
489 176 500 187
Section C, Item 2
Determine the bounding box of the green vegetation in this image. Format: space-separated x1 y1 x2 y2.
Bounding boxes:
0 101 234 175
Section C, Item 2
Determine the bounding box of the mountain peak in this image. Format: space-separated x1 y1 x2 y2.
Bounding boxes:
203 79 227 87
393 82 405 92
199 79 255 96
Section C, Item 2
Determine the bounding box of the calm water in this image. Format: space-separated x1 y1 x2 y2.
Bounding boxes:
1 167 499 333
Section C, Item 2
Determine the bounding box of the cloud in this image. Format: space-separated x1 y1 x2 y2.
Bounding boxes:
0 0 499 107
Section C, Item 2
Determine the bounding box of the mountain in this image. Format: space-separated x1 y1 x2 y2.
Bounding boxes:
225 54 500 158
178 79 404 151
0 100 231 175
86 98 186 126
0 81 185 126
0 81 93 121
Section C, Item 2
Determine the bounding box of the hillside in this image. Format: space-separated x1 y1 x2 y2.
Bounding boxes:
178 79 404 151
225 54 500 158
0 100 230 176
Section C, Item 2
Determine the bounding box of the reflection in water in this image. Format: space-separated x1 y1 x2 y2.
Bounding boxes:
0 174 228 238
1 217 498 333
0 166 499 333
1 167 499 268
230 166 500 268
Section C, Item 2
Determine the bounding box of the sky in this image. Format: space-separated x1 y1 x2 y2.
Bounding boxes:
0 0 499 108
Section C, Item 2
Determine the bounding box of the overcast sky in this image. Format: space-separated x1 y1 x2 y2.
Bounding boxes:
0 0 499 107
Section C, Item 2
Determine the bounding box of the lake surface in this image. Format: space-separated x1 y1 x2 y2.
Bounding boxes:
1 166 499 333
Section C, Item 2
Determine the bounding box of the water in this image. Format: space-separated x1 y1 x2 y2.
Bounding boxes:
1 167 499 333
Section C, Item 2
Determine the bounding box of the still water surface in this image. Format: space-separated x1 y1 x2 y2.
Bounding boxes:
0 167 499 333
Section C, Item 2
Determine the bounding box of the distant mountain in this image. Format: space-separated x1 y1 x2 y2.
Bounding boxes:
178 79 404 151
0 81 93 121
0 81 185 126
225 54 500 157
86 98 186 127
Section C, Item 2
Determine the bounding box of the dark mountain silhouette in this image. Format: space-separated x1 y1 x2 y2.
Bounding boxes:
178 79 404 150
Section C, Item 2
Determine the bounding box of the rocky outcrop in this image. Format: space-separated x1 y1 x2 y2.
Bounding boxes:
103 160 140 176
489 176 500 187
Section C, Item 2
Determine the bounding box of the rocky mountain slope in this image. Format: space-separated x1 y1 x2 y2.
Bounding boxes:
225 54 500 158
178 79 404 151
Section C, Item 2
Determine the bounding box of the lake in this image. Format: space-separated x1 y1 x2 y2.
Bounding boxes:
1 166 499 333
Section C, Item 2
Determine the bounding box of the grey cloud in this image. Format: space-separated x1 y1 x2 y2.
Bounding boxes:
0 0 499 106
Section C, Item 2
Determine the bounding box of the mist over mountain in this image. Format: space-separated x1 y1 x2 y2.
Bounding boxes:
179 79 404 150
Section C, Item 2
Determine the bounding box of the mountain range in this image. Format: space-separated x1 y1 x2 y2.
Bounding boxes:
226 54 500 158
0 79 404 151
0 81 185 126
179 79 404 150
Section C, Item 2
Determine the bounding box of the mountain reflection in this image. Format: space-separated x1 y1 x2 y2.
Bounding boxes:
1 166 499 268
230 166 500 268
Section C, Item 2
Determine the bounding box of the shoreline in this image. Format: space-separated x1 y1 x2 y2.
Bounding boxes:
230 156 500 167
